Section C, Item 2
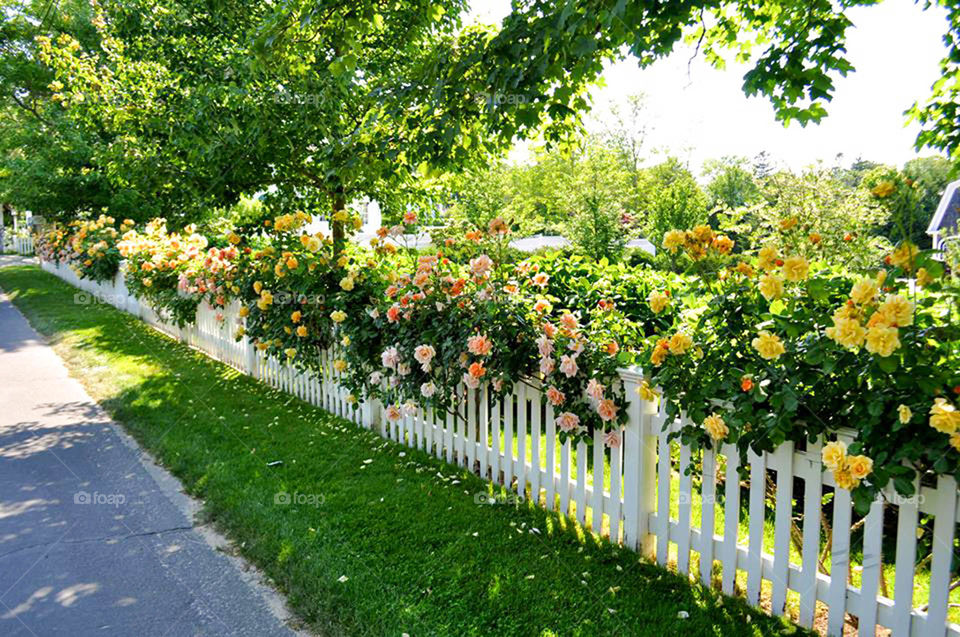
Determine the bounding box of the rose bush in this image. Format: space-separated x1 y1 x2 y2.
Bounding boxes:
36 210 960 506
646 219 959 511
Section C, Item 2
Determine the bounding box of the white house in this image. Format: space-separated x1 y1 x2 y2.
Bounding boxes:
927 179 960 255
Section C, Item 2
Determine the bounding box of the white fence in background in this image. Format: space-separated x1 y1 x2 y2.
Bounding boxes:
39 258 960 637
3 235 34 255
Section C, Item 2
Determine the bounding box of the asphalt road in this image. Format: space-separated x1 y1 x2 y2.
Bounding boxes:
0 276 298 637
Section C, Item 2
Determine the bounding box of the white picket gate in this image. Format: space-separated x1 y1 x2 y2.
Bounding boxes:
4 235 34 255
39 258 960 637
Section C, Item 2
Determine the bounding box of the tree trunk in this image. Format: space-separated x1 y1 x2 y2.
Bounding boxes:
332 189 346 259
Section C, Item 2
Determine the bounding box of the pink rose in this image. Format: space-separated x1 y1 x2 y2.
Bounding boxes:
556 411 580 432
597 399 618 422
467 334 493 356
604 429 621 448
586 378 605 401
546 386 565 407
536 335 554 357
559 354 578 378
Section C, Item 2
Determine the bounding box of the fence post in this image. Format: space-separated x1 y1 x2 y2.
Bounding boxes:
243 326 258 379
620 367 658 558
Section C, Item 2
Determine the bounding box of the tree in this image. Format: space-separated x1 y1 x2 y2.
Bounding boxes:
904 155 953 245
0 0 126 222
39 0 491 245
702 156 761 211
562 143 632 261
635 157 709 246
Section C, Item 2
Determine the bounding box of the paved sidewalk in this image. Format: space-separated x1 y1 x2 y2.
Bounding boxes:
0 288 298 636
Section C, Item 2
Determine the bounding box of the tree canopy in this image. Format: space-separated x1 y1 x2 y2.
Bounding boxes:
1 0 958 235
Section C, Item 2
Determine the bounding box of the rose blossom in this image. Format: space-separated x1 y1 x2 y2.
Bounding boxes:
556 412 580 432
467 334 493 356
420 382 437 398
385 405 402 422
381 346 400 370
468 361 486 378
536 335 554 358
559 354 579 378
414 344 436 371
369 371 383 386
469 254 493 278
586 378 605 401
397 362 411 376
542 322 557 339
546 386 565 407
597 399 618 422
604 429 622 448
462 371 480 389
559 312 579 332
539 357 555 375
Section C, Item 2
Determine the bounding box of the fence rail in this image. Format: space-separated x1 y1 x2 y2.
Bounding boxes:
39 258 960 637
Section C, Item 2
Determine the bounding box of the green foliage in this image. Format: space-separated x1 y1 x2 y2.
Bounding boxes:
561 144 632 261
635 157 709 249
703 156 761 211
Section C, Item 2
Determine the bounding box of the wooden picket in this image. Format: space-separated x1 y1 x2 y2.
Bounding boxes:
42 259 960 637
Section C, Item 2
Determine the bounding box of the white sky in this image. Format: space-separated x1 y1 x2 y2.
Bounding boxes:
466 0 950 174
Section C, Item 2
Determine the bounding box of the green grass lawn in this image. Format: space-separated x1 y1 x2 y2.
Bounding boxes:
0 266 811 637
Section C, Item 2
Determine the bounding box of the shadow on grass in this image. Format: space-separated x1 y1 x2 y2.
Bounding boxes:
0 265 812 637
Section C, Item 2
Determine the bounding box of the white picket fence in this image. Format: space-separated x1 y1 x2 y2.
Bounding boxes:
3 234 34 255
39 258 960 637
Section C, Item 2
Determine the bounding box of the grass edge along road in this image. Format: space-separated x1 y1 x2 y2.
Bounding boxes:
0 266 809 637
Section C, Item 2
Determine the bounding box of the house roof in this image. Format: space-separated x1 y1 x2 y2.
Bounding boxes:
927 179 960 236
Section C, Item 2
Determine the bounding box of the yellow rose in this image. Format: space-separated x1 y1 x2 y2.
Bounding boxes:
898 404 912 424
751 330 785 360
340 277 355 291
703 414 728 441
333 359 347 372
648 290 669 314
821 440 847 471
332 210 349 223
758 245 779 271
930 398 960 434
228 232 241 245
889 241 918 270
758 274 785 301
306 236 322 252
291 310 302 323
286 257 298 270
876 295 913 327
253 281 262 294
779 216 799 231
916 267 934 287
850 278 878 305
650 340 669 366
864 325 900 358
662 229 686 254
235 327 245 338
637 380 659 402
833 467 860 491
825 317 866 349
238 306 250 318
951 433 960 452
847 455 873 480
341 335 351 346
330 310 347 323
735 262 755 277
782 255 809 282
296 325 308 337
668 331 693 355
284 348 297 359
